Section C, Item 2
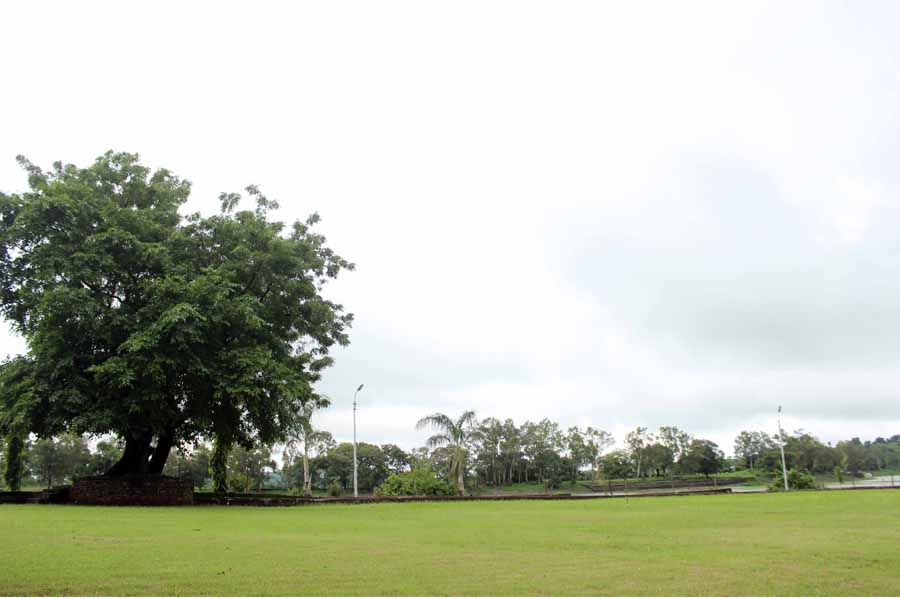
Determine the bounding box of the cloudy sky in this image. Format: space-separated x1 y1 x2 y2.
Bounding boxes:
2 1 900 454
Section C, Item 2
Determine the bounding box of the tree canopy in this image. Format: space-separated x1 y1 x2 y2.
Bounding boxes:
0 152 353 475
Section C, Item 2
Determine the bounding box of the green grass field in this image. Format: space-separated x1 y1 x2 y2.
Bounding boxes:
2 490 899 596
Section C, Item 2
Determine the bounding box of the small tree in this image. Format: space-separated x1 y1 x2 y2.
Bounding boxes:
584 427 614 480
624 427 652 478
679 439 724 478
286 403 334 496
416 411 478 495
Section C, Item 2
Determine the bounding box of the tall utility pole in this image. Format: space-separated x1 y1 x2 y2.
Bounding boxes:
352 383 364 498
778 405 789 491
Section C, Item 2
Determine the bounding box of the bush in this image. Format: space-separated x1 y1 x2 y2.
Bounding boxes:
327 480 343 497
769 469 817 491
380 469 456 497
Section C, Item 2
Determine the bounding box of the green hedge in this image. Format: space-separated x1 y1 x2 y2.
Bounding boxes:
379 469 456 497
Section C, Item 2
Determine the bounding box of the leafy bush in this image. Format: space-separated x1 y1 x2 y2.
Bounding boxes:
380 469 456 497
769 469 817 491
327 480 343 497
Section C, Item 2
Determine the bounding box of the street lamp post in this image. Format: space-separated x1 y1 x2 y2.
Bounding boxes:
353 383 364 498
778 405 789 491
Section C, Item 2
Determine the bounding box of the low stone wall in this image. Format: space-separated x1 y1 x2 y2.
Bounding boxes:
71 475 193 506
590 477 751 492
0 491 36 504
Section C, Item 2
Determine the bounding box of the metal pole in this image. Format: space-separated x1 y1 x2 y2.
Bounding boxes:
353 384 364 498
778 406 789 491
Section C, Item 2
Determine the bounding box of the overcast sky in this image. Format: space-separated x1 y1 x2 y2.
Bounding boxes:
2 1 900 455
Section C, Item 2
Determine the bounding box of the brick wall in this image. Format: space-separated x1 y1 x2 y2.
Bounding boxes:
71 476 193 506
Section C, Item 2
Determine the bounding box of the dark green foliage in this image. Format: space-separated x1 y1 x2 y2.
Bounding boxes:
0 153 353 475
600 450 633 479
836 438 866 473
380 469 456 496
314 442 389 492
770 469 817 491
678 440 724 477
0 357 34 487
3 433 25 490
381 444 411 474
643 443 675 477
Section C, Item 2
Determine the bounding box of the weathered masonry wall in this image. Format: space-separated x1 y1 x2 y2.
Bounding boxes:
71 476 194 505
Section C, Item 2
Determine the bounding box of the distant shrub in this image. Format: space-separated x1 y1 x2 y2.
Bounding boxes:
833 466 843 484
543 475 564 491
770 470 817 491
380 469 456 497
327 481 343 497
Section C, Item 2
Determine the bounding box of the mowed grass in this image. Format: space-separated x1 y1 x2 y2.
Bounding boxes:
2 490 899 596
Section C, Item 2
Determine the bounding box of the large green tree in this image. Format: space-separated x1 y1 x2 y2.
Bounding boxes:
315 442 388 492
0 152 353 476
583 426 614 480
733 430 773 470
678 439 724 478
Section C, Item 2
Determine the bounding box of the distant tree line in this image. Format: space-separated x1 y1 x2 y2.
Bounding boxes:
4 417 897 494
733 430 900 475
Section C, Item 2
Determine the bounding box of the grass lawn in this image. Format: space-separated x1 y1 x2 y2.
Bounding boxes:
2 490 899 596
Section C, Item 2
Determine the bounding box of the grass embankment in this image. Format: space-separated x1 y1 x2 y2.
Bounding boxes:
2 490 899 596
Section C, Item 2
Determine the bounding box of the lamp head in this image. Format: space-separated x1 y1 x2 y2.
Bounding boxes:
357 384 365 392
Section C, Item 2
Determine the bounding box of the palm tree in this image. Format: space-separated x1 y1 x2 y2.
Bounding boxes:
287 398 332 496
416 410 478 495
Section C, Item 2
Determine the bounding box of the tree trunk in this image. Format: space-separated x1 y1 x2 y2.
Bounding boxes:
106 432 152 476
3 434 25 491
302 446 312 497
147 429 174 474
211 435 230 493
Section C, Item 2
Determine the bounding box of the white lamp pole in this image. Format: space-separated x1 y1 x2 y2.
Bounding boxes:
353 383 364 497
778 405 789 491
